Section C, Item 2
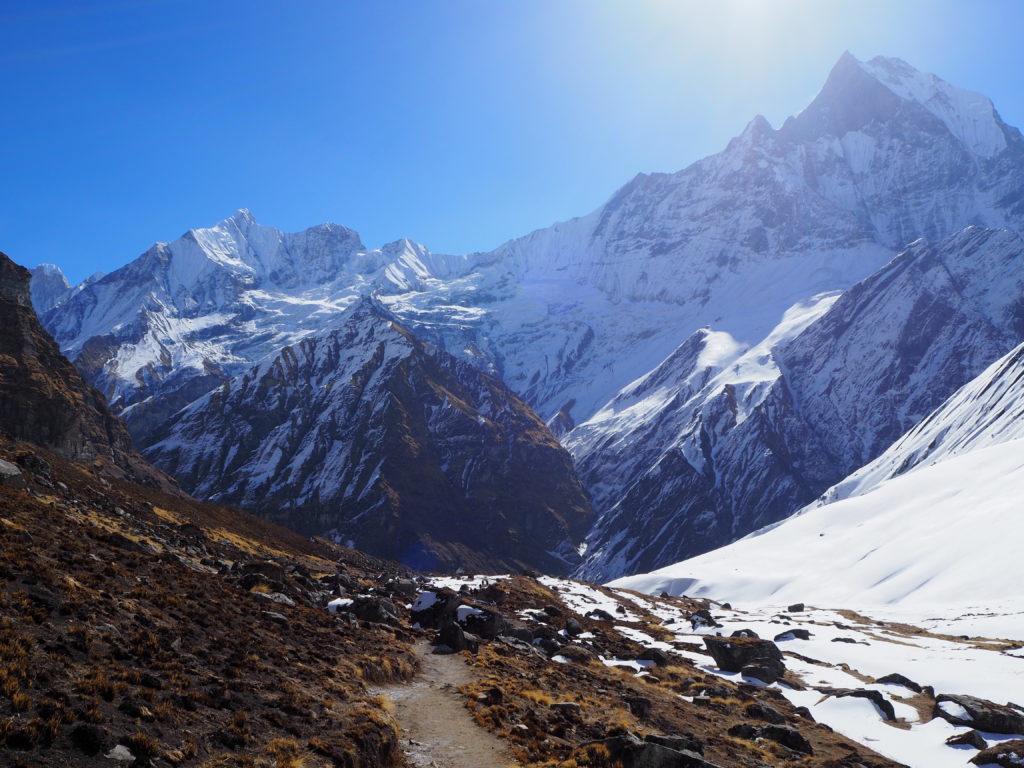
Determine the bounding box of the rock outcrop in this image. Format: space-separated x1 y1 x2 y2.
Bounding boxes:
0 252 171 489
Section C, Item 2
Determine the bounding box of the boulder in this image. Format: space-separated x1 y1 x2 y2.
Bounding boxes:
0 459 26 489
241 560 286 582
834 689 896 721
580 732 723 768
410 588 461 628
586 608 615 621
875 672 923 692
437 621 479 653
532 623 563 644
970 740 1024 766
935 694 1024 733
500 626 533 643
688 609 720 630
387 578 419 600
704 636 786 682
787 603 805 613
760 725 813 754
624 695 651 719
461 607 507 639
730 629 759 638
554 644 596 664
565 616 584 636
729 723 813 754
12 452 50 477
350 596 401 624
644 733 704 755
946 730 988 749
638 647 671 667
773 629 812 641
746 702 786 724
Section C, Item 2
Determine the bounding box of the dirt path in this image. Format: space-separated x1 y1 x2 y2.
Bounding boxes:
371 640 520 768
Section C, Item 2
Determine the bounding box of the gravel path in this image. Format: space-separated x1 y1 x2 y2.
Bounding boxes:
371 640 520 768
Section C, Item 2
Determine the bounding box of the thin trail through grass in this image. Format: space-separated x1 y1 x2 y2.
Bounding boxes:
370 639 520 768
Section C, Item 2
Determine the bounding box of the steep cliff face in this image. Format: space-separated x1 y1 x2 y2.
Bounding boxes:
0 252 171 489
575 227 1024 581
145 299 592 574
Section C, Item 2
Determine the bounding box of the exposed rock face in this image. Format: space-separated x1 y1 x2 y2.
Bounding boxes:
0 252 171 489
145 299 592 574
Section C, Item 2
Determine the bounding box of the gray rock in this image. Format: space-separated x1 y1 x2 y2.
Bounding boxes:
437 621 478 653
935 694 1024 734
704 636 786 683
0 459 26 489
638 647 671 667
834 689 896 721
876 672 923 692
774 628 812 641
946 730 988 749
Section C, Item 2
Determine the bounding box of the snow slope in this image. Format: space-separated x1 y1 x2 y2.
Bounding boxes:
611 436 1024 608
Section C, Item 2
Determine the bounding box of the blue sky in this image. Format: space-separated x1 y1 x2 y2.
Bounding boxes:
2 0 1023 282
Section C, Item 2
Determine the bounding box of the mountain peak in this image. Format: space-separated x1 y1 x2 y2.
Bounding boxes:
785 52 1009 157
226 208 255 226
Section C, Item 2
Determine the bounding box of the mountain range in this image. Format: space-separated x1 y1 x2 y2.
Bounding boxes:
33 52 1024 576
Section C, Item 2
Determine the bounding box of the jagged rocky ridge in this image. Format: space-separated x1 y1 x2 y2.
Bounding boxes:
35 53 1024 575
0 252 171 490
144 299 592 574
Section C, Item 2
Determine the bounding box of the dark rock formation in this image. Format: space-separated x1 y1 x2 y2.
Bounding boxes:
145 300 593 574
970 740 1024 766
935 694 1024 733
0 252 171 489
704 636 786 683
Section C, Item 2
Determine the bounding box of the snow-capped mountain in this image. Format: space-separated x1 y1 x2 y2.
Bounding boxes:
40 210 480 441
36 52 1024 575
610 336 1024 608
143 298 592 574
43 54 1024 440
574 226 1024 581
29 264 71 314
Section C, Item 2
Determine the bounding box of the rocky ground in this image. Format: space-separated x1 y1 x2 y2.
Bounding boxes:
0 437 418 767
